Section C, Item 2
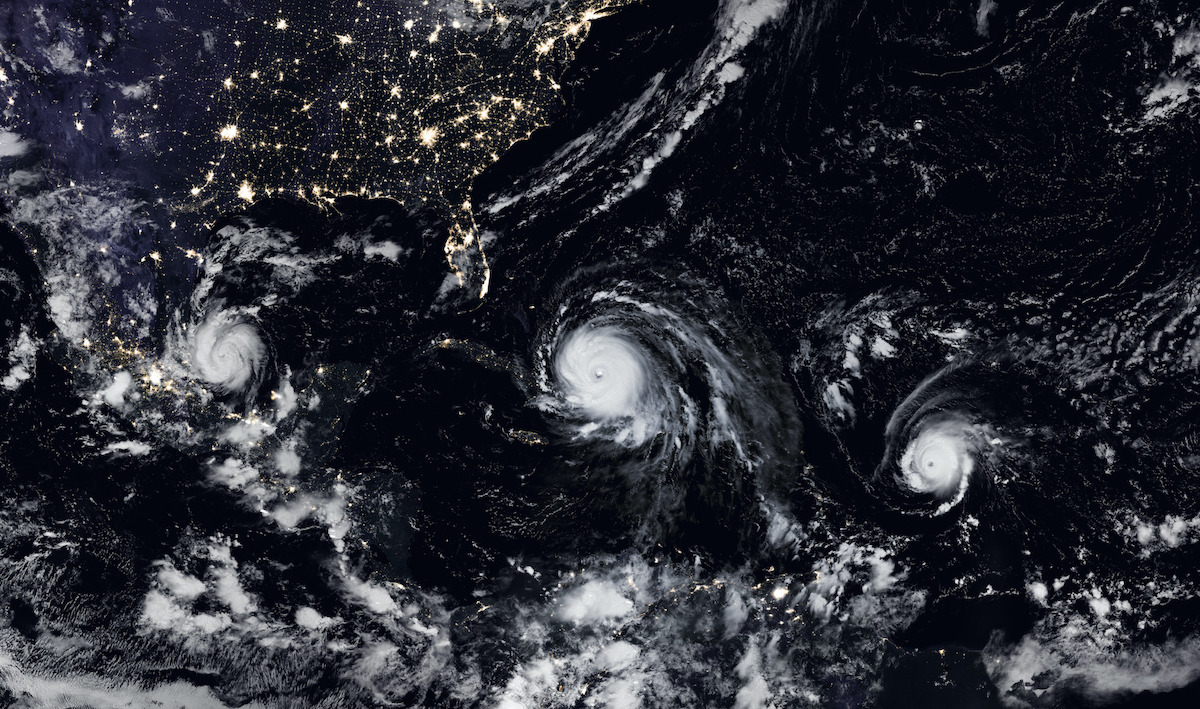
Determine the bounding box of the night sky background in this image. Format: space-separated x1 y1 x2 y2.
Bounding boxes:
4 0 1200 707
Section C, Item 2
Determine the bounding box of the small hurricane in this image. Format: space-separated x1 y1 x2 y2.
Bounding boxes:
880 367 996 516
189 308 268 397
898 414 977 500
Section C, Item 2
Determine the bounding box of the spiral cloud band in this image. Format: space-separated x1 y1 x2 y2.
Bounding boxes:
528 268 798 543
877 365 1000 516
191 310 267 396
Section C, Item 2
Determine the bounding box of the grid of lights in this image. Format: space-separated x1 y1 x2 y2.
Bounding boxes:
185 0 632 299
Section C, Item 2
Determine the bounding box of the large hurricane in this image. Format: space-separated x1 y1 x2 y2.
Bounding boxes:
530 265 799 546
553 323 649 422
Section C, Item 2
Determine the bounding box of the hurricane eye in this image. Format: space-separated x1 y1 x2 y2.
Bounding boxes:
553 325 647 420
897 419 976 503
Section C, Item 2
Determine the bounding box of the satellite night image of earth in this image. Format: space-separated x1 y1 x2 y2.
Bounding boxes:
3 0 1200 707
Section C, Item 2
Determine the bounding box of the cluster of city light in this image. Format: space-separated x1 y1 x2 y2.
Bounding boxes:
185 0 632 299
2 1 633 415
